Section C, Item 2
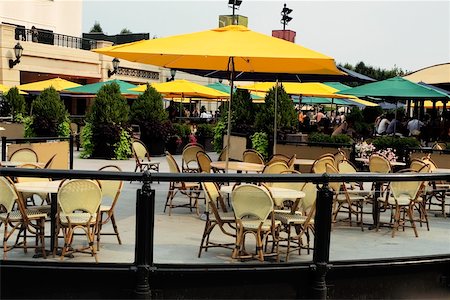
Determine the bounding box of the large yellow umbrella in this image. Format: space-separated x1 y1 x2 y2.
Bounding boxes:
94 25 343 169
130 79 229 99
0 84 28 95
17 78 81 92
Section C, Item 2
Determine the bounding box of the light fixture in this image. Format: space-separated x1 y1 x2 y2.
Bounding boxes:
9 42 23 69
107 58 120 77
281 3 293 30
166 69 177 82
228 0 243 25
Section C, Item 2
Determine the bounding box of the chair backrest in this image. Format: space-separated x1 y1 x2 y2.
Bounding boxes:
267 154 290 165
201 181 224 219
420 155 438 172
300 182 317 212
325 163 342 193
165 151 181 174
369 154 391 173
333 149 347 168
0 176 19 213
337 160 358 174
98 165 123 209
44 154 57 169
182 144 204 170
231 184 273 221
271 170 302 190
182 142 204 152
196 151 212 173
57 179 102 215
262 161 290 175
390 170 423 201
243 149 265 165
432 142 446 150
9 148 38 163
409 158 428 172
312 156 335 174
132 140 150 162
286 154 297 169
16 163 49 183
218 146 228 161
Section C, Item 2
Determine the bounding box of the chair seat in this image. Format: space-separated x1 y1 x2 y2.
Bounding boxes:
347 189 373 197
59 212 97 225
100 204 111 212
211 212 235 222
273 209 302 215
241 219 281 231
0 209 47 221
336 193 365 202
176 182 200 189
141 161 160 166
384 195 412 206
274 212 314 225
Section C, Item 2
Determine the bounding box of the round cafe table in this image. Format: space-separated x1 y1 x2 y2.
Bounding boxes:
210 161 264 173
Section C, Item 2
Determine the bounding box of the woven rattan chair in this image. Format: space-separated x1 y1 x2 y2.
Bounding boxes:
96 165 123 249
43 154 57 169
266 154 290 165
231 184 281 262
181 143 204 173
54 179 102 262
196 151 212 173
16 163 51 208
421 155 450 218
0 176 47 259
131 140 160 180
9 148 38 163
243 149 265 165
198 181 235 258
165 151 201 216
275 182 317 262
311 155 335 174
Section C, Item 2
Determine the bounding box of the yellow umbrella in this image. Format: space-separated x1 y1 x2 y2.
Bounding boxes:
0 84 28 95
411 100 445 108
17 78 81 92
94 25 343 170
131 79 229 99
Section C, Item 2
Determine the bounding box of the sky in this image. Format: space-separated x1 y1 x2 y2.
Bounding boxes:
82 0 450 73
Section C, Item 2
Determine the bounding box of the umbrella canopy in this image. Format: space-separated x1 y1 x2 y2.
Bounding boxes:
206 82 263 100
93 25 343 77
17 78 81 92
337 76 450 99
0 84 27 95
130 79 229 99
64 79 139 95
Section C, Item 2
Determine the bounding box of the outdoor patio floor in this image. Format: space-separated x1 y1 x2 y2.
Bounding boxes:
3 151 450 264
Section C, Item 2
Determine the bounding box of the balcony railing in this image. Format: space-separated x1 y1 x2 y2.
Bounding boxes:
15 27 99 50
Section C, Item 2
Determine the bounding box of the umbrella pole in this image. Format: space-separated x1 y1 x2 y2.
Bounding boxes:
225 57 235 173
273 79 279 155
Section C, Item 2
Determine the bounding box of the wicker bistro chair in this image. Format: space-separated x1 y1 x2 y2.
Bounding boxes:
181 144 204 173
96 165 124 249
231 184 281 262
243 149 265 165
0 176 48 259
165 151 202 216
9 148 38 163
275 182 317 262
131 140 160 181
326 163 366 231
196 151 212 173
311 155 335 174
198 181 235 258
421 155 450 218
43 154 57 169
16 163 52 210
53 179 102 262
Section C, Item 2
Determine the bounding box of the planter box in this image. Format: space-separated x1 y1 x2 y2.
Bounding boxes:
223 134 249 161
7 141 69 169
0 122 24 139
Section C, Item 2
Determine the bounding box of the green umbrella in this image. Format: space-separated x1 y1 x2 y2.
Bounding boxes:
336 77 449 99
64 79 140 95
324 82 351 91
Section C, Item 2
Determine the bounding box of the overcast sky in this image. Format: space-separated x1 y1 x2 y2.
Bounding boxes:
82 0 449 73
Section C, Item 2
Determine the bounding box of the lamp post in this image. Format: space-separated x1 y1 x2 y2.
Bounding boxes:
228 0 243 25
9 42 23 68
166 69 177 82
281 3 293 31
107 58 120 77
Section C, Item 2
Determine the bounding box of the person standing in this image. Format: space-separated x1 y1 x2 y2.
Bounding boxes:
31 26 39 42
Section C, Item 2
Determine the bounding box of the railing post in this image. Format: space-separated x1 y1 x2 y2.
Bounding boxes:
134 171 155 299
69 135 74 170
310 175 334 299
1 136 6 161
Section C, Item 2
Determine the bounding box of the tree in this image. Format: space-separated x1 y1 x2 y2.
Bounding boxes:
340 61 408 82
120 28 132 34
4 87 26 121
90 21 103 33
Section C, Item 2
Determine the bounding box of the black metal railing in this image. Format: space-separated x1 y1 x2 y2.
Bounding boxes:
1 136 74 169
15 28 98 50
0 167 449 299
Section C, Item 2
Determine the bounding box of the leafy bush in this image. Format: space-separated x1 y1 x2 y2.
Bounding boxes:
372 136 420 160
251 131 269 160
28 87 69 137
172 122 191 139
114 129 132 160
195 123 214 138
4 87 25 121
80 122 94 158
308 132 353 144
86 82 130 159
213 120 227 153
231 89 255 134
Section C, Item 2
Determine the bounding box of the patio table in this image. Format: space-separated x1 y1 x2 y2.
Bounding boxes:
210 161 264 173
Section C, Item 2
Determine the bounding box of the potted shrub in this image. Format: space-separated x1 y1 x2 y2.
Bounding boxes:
196 123 215 151
3 87 26 122
130 84 169 156
169 122 192 154
26 87 70 138
81 82 131 159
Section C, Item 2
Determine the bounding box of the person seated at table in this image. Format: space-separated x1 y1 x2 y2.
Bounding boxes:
377 113 392 135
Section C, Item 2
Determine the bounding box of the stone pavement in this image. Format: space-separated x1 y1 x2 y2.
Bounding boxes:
4 150 450 264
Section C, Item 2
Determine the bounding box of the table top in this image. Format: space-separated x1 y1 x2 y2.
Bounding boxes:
294 158 315 166
15 180 63 194
1 161 45 167
354 157 406 166
210 161 265 173
220 185 305 207
432 168 450 173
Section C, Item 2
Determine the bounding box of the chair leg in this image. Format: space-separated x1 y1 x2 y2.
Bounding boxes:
407 205 419 238
110 213 122 244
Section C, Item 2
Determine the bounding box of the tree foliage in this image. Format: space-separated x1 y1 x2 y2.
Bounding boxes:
341 61 408 82
29 87 69 137
90 21 103 33
4 87 26 121
120 28 132 34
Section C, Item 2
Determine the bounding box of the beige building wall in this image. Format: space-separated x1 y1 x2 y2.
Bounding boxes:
0 0 82 37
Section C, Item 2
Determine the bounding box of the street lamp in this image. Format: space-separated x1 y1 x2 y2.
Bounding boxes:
166 69 177 82
107 58 120 77
281 3 293 30
9 42 23 69
228 0 243 25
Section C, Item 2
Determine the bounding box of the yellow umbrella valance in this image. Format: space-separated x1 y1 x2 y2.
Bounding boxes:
17 78 81 92
0 84 27 95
